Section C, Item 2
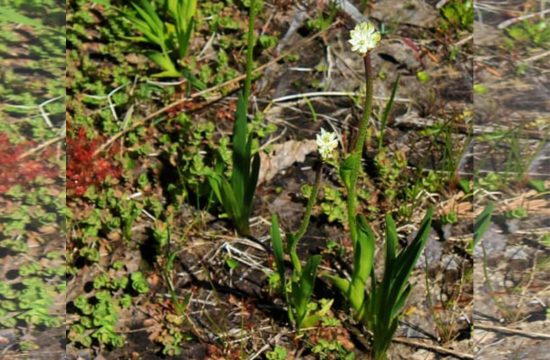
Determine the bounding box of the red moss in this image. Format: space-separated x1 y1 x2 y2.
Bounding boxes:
66 128 121 197
0 133 58 193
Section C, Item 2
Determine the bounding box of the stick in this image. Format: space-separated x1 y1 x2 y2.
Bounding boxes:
476 322 550 339
18 135 64 159
272 91 412 104
497 9 550 29
393 337 474 359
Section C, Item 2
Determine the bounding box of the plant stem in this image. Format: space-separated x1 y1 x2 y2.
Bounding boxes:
347 53 374 245
294 162 323 242
244 0 257 101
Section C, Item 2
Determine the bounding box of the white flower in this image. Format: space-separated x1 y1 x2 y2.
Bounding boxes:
348 21 381 54
316 128 338 161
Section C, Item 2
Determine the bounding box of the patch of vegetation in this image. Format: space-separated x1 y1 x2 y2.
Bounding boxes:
440 0 474 33
506 20 550 49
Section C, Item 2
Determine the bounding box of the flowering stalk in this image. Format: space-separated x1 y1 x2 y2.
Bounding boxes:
270 133 334 330
347 47 375 245
270 166 325 329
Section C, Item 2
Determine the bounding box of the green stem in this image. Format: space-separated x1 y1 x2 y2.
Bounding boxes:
289 162 323 275
294 163 323 242
347 53 374 245
244 0 257 101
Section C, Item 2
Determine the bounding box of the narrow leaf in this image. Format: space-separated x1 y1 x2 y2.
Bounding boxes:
389 208 432 307
231 93 249 207
270 214 286 297
473 202 494 247
293 255 321 327
350 216 374 311
378 75 400 150
385 213 398 269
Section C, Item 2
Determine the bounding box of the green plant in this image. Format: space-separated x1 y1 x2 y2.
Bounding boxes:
307 1 339 32
505 207 528 219
374 149 408 204
539 233 550 248
70 292 127 348
311 338 356 360
69 267 148 349
440 0 473 32
122 0 204 82
270 166 330 330
207 0 260 237
266 345 288 360
506 20 550 49
325 210 433 360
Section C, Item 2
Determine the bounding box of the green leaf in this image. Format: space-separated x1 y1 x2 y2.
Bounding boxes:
226 257 239 269
0 6 43 28
270 214 286 297
473 202 494 248
384 214 398 267
219 177 241 222
231 94 250 206
350 216 374 312
458 179 471 193
287 233 302 274
528 179 546 193
181 67 206 90
245 152 261 211
379 75 400 150
292 255 321 328
389 208 432 308
147 52 178 73
390 283 411 320
340 153 358 192
324 275 351 299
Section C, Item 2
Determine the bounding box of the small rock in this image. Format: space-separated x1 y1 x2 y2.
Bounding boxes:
505 246 531 270
418 232 442 271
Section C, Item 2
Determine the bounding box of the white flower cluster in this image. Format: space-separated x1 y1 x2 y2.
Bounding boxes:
316 128 338 161
349 21 381 55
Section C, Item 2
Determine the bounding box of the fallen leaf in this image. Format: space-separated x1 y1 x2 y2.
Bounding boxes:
259 139 317 184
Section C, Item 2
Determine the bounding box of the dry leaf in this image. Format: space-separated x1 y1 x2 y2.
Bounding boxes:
259 139 317 185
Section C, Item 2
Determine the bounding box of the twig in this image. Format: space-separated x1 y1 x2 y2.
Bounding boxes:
18 135 64 159
247 333 285 360
83 84 126 121
497 9 550 29
393 337 474 359
476 322 550 339
272 91 412 104
4 95 63 128
93 27 333 157
522 49 550 63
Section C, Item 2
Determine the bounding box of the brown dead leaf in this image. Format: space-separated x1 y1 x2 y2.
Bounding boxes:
258 139 317 185
38 225 57 234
